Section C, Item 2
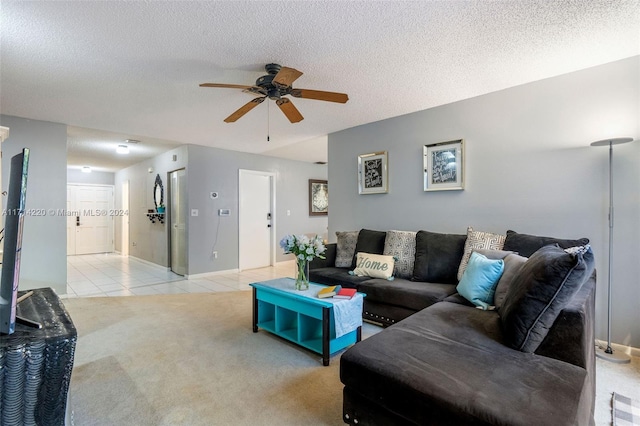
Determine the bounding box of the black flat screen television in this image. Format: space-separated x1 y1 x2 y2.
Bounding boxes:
0 148 30 335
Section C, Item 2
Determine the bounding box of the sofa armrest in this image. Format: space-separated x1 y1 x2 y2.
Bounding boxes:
535 271 596 369
310 243 336 269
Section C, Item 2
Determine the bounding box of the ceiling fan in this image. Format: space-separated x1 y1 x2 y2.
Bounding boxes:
200 63 349 123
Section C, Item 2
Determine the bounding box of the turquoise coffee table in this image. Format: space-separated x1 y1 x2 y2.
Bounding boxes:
250 278 364 366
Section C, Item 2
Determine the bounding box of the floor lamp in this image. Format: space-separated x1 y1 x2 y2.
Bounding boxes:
590 137 633 364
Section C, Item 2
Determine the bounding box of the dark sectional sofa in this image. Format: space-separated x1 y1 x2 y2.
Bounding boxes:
309 228 596 426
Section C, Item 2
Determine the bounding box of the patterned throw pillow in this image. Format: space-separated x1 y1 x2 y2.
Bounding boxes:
383 230 417 279
335 231 359 267
457 227 506 281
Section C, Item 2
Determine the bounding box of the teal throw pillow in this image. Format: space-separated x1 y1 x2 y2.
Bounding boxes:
456 251 505 310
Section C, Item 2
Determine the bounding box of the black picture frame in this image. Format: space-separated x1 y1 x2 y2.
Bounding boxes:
309 179 328 216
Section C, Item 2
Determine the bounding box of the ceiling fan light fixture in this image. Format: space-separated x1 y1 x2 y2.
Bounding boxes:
116 144 130 154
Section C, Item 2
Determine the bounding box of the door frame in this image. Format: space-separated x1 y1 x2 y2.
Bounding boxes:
168 168 187 275
238 169 276 271
121 180 129 256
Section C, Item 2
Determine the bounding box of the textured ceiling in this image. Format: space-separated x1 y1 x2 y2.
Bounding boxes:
1 1 639 172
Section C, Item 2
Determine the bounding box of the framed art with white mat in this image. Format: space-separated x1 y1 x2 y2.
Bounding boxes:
424 139 464 191
358 151 388 194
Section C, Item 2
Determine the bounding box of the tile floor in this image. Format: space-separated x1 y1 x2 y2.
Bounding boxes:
62 253 293 298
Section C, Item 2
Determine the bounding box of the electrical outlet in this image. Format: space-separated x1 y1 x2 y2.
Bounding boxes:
212 251 218 259
132 242 137 247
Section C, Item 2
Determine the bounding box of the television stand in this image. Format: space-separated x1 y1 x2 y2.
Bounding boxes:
15 290 42 329
0 287 76 425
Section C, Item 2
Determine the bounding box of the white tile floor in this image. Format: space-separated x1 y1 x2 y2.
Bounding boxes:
62 253 293 298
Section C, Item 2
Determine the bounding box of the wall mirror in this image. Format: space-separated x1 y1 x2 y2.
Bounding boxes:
154 174 164 211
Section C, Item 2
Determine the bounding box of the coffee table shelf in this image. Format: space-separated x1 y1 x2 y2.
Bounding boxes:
251 278 363 366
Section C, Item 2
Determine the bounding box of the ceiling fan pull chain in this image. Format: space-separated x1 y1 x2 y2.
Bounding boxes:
267 100 270 142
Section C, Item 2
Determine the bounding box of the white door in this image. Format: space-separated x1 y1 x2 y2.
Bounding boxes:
67 184 114 255
239 170 274 270
170 169 187 275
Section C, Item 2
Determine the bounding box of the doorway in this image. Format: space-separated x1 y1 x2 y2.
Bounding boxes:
169 169 187 275
67 184 114 255
238 169 275 270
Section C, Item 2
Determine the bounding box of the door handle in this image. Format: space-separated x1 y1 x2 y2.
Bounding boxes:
267 224 271 228
76 216 80 226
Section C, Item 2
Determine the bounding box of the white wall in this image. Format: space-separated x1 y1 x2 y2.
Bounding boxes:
0 115 67 295
328 56 640 348
67 169 115 185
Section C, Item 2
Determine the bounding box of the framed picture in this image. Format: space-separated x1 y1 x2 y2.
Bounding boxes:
424 139 464 191
309 179 328 216
358 151 388 194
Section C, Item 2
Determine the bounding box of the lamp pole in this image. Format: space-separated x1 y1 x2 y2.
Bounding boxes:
590 137 633 364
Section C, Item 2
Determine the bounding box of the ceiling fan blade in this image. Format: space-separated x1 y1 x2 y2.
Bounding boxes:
290 88 349 103
276 98 304 123
200 83 255 90
224 97 265 123
273 67 303 87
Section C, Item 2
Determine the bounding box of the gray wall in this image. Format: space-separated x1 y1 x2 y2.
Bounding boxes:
67 168 115 185
328 56 640 348
187 144 328 275
0 115 67 295
114 144 328 275
114 146 188 266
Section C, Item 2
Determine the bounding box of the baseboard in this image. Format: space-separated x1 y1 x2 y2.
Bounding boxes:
595 339 640 358
187 261 293 279
186 269 240 279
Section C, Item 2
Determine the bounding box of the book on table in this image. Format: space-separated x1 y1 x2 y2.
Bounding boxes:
317 285 342 298
333 288 357 299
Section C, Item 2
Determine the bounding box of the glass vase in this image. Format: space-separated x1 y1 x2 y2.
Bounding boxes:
295 258 310 291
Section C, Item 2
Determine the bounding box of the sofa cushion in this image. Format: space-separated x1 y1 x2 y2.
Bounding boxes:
494 252 528 311
503 230 589 258
308 267 371 288
412 230 466 284
472 248 526 311
357 278 456 312
351 229 386 268
352 252 395 280
382 230 416 279
500 244 595 353
335 231 359 267
456 252 504 310
457 227 506 280
341 302 591 426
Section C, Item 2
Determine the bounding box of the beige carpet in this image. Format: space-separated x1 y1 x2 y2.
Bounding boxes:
64 291 640 425
64 291 369 426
